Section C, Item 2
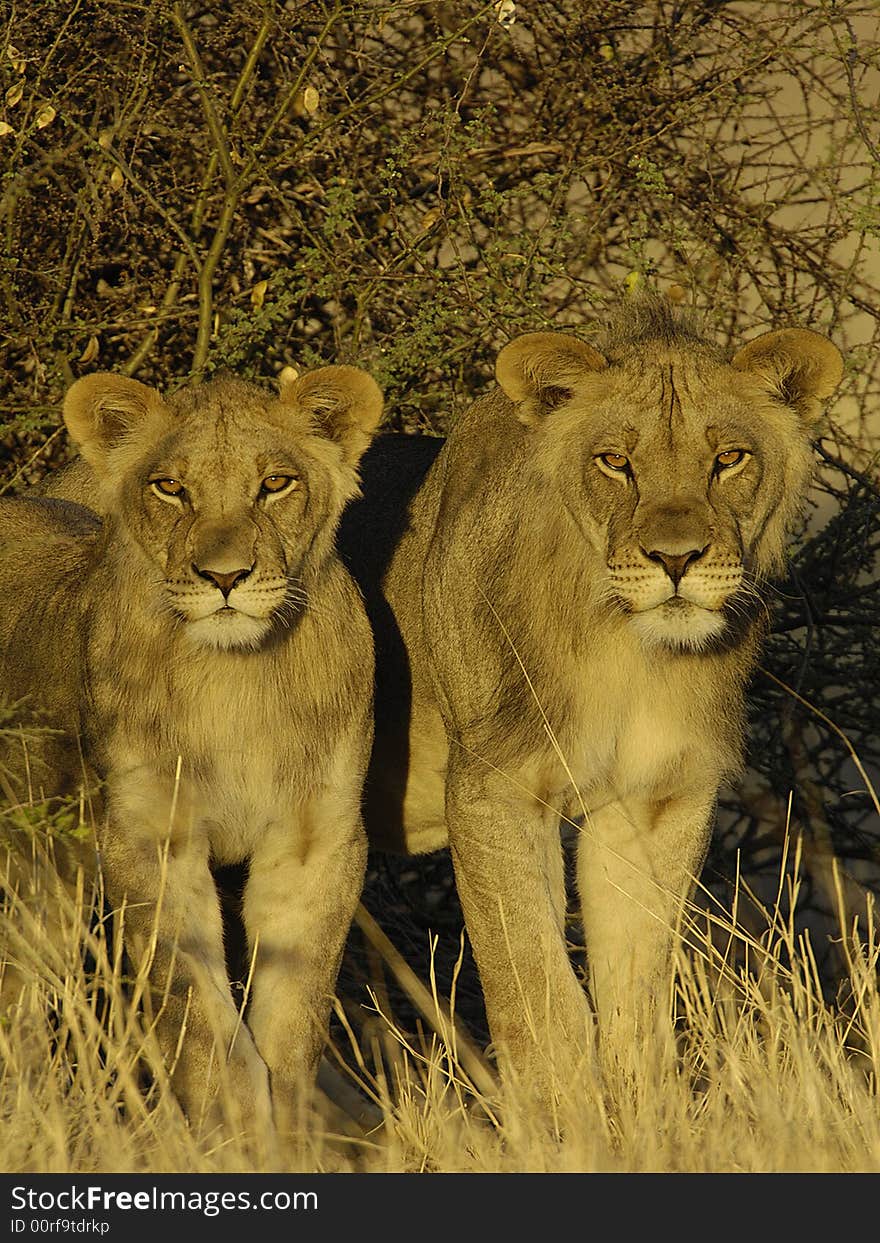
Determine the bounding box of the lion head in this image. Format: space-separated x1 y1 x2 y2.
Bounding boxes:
495 304 843 653
62 366 383 651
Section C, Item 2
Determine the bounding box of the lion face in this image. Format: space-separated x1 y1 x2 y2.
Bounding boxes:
62 368 383 652
496 323 843 653
582 362 798 652
133 408 328 651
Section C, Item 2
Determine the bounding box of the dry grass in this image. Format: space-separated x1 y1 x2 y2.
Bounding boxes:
1 820 878 1175
1 0 877 1179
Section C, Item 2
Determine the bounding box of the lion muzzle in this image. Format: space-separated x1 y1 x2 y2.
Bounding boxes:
642 544 707 587
192 562 254 600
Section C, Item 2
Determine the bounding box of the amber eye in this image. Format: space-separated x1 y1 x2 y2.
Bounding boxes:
716 449 747 470
260 474 297 496
151 478 185 498
598 453 630 473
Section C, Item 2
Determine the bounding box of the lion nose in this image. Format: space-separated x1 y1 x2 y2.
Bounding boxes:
194 564 253 599
643 547 705 587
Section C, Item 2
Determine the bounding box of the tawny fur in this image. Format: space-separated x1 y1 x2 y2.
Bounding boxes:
30 303 845 1118
339 301 843 1109
0 366 382 1137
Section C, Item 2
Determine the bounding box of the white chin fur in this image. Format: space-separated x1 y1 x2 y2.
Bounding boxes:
630 602 726 652
183 612 273 651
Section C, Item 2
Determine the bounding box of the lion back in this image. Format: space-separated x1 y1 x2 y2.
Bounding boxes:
0 496 100 804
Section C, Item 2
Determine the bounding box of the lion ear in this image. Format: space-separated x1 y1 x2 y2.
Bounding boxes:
280 365 384 465
496 332 607 426
64 373 169 473
731 328 843 426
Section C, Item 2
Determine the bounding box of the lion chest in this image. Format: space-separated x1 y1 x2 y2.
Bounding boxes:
564 651 714 807
613 699 697 796
104 669 325 864
180 724 296 862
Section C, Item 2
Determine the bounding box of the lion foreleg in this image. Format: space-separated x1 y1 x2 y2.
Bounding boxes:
242 798 367 1135
101 788 272 1136
445 759 594 1118
576 791 714 1066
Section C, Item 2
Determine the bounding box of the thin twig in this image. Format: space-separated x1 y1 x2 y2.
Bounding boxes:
354 902 498 1104
758 666 880 822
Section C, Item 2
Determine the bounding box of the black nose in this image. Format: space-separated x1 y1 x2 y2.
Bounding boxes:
193 565 253 599
643 547 705 587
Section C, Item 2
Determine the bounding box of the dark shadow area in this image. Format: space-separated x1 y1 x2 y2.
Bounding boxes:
337 433 445 852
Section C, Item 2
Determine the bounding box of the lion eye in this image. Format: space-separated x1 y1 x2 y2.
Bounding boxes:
716 450 748 470
151 478 185 498
260 474 297 496
598 453 630 473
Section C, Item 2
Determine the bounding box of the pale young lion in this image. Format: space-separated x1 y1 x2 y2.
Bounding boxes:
337 300 844 1110
0 364 382 1136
